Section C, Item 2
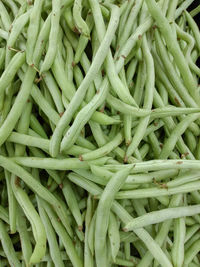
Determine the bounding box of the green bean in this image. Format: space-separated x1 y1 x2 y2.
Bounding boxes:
84 195 94 267
33 13 51 68
11 156 89 170
2 0 18 17
160 113 200 159
15 100 32 156
105 158 200 172
117 0 134 41
0 51 25 98
153 87 197 158
190 5 200 17
185 231 200 251
0 219 21 267
73 0 90 37
81 131 123 161
62 179 83 229
30 114 48 139
95 166 132 267
6 9 31 65
137 194 182 267
167 170 200 188
64 6 76 32
74 12 94 64
92 164 179 184
4 170 17 233
0 67 36 146
154 29 198 108
126 59 138 88
30 83 60 125
106 93 150 116
63 37 74 82
166 0 179 21
117 0 143 50
132 199 153 233
123 114 132 146
7 132 49 151
75 135 96 150
37 197 65 267
108 212 120 262
114 257 135 266
175 0 195 19
41 199 83 267
184 239 200 266
0 205 9 224
0 1 200 265
50 6 119 156
26 0 44 64
176 24 200 77
145 0 200 105
87 211 96 256
75 168 139 190
0 2 12 31
60 78 109 151
185 224 200 243
171 217 185 267
184 11 200 53
0 29 8 40
10 174 47 264
69 172 175 267
43 71 64 114
133 60 146 106
117 181 200 200
40 0 61 73
0 155 73 236
16 206 32 267
126 34 154 159
90 1 137 107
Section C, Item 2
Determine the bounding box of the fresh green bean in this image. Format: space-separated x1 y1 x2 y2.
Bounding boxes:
37 197 65 267
160 113 200 159
50 5 119 156
40 0 61 73
145 0 200 105
26 0 44 64
0 51 25 98
10 174 47 264
62 179 83 229
0 155 73 236
73 0 90 37
0 219 21 267
95 166 132 267
41 199 83 267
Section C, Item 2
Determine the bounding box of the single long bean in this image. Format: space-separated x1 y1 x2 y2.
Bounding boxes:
95 166 132 267
40 0 61 73
125 205 200 230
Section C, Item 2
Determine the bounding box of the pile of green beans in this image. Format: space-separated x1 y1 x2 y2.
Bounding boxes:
0 0 200 266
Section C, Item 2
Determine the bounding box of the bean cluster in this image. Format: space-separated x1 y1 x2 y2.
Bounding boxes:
0 0 200 266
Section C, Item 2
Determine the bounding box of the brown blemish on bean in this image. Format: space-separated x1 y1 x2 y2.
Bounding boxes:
174 97 181 106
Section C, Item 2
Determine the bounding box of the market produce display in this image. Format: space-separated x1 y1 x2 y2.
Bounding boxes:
0 0 200 266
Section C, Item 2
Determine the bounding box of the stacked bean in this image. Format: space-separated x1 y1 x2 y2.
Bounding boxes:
0 0 200 266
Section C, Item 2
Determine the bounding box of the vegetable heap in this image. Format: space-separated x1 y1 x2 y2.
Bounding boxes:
0 0 200 266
